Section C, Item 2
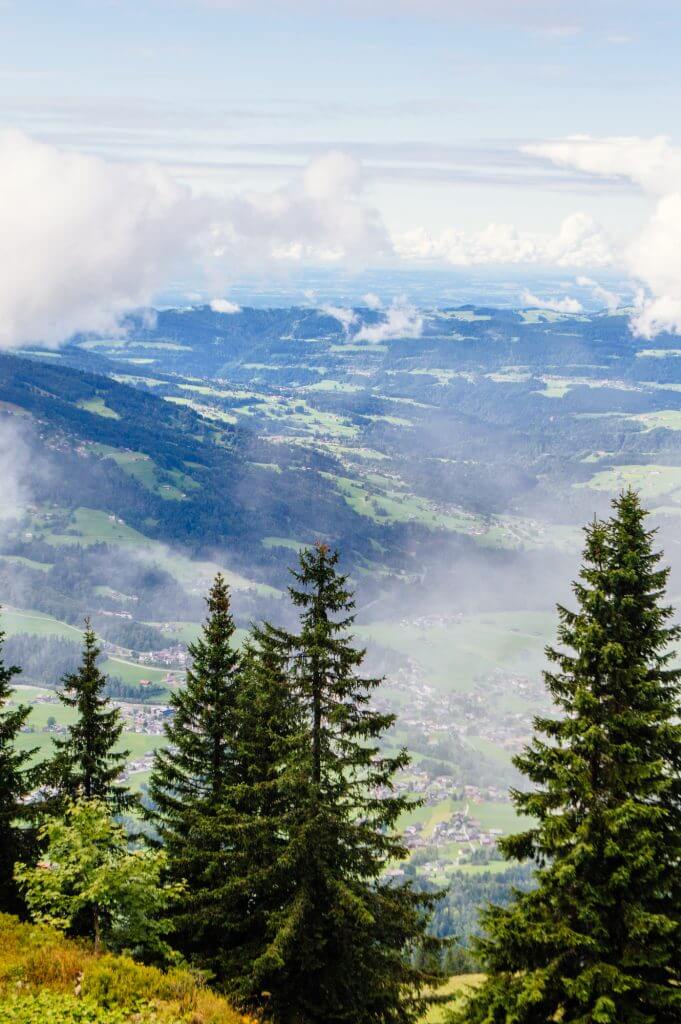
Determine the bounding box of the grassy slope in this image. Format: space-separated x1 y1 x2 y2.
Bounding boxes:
0 914 246 1023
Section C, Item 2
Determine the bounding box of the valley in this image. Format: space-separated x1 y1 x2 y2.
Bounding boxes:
3 300 681 889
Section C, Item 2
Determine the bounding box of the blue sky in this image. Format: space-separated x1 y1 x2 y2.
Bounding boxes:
1 1 681 341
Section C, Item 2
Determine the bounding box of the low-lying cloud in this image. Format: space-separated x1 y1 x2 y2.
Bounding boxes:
0 134 390 350
521 289 583 314
395 212 612 268
526 135 681 337
354 300 423 342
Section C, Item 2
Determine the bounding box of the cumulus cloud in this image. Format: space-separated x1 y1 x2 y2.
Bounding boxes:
576 275 620 312
526 135 681 336
521 289 583 313
354 300 423 342
0 134 389 350
395 212 611 268
209 298 241 313
214 150 390 269
0 131 210 349
319 305 358 332
362 292 383 310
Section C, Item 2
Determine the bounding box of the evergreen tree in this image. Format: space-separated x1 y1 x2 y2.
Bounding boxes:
148 573 241 964
452 490 681 1024
247 543 443 1024
213 625 303 996
51 622 132 811
0 624 37 915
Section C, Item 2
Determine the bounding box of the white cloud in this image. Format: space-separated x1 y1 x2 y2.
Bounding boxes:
354 301 423 342
521 289 583 313
362 292 383 310
523 135 681 195
0 130 209 349
526 135 681 336
0 134 389 349
395 212 611 268
214 150 390 270
0 419 31 524
319 304 358 331
576 275 620 312
209 298 241 313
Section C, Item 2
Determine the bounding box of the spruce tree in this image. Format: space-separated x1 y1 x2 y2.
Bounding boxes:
51 622 132 811
0 624 37 915
452 490 681 1024
213 625 303 996
247 543 443 1024
148 573 242 965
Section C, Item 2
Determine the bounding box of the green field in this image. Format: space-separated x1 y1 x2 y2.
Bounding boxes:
76 396 120 419
0 609 84 641
357 612 553 692
420 975 484 1023
32 507 280 598
579 464 681 499
633 410 681 432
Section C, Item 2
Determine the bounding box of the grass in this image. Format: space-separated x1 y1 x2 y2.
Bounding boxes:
0 609 84 641
397 797 533 840
88 446 186 501
579 464 681 500
420 975 484 1023
357 611 553 692
76 397 120 420
0 555 52 573
0 914 246 1023
32 507 279 598
632 410 681 432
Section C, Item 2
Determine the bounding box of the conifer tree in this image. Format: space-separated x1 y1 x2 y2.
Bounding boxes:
0 624 37 915
452 490 681 1024
51 622 132 811
148 573 242 964
213 625 303 995
246 543 443 1024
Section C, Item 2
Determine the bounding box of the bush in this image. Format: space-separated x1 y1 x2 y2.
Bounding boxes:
0 915 247 1024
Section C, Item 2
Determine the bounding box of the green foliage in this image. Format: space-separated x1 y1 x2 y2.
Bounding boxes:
240 543 445 1024
0 913 246 1023
14 800 182 959
0 623 38 915
0 992 147 1024
148 574 242 965
451 491 681 1024
208 626 303 994
50 624 133 811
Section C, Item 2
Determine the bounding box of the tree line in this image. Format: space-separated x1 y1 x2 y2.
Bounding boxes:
0 490 679 1023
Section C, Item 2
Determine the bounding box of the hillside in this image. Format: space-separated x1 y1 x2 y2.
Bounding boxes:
0 914 246 1023
4 302 681 886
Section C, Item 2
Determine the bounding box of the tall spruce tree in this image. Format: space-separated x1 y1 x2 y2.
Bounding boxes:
148 573 242 965
452 490 681 1024
246 543 443 1024
212 625 303 996
51 622 132 811
0 624 37 915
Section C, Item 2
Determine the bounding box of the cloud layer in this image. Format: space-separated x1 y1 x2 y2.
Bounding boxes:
527 135 681 337
0 131 208 348
0 135 389 350
394 212 611 268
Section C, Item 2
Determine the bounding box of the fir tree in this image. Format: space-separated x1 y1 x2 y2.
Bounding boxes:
0 624 37 915
213 625 303 996
452 490 681 1024
247 543 443 1024
51 622 132 811
148 573 242 965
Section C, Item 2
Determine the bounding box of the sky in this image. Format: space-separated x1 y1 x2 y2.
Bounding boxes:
1 0 681 343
